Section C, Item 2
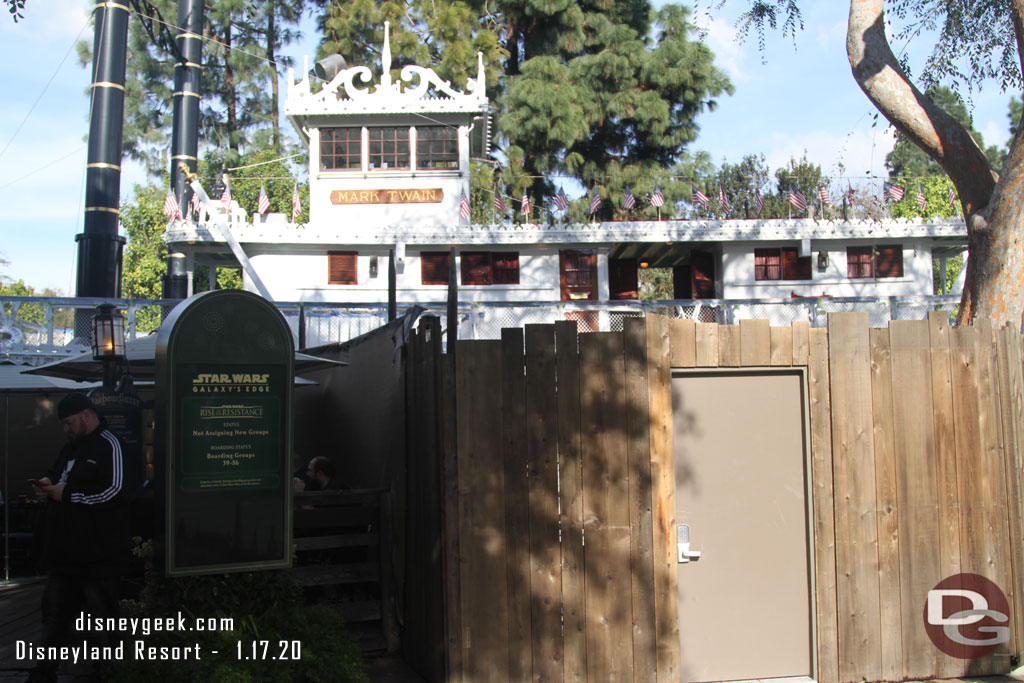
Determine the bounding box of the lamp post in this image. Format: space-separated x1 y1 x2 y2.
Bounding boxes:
91 303 126 390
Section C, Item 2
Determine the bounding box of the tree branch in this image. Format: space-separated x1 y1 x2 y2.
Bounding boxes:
846 0 997 223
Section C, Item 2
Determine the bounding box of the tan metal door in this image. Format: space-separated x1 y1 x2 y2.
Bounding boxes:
672 370 813 682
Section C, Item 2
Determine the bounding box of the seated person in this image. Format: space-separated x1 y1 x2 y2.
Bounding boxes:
293 456 345 492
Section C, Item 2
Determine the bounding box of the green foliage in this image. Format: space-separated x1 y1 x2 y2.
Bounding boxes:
498 2 732 215
121 184 170 332
0 279 73 329
82 0 305 176
109 540 367 683
888 175 960 219
639 267 674 300
933 252 964 294
211 149 307 222
5 0 24 21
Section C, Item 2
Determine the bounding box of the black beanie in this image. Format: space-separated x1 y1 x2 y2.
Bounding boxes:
57 393 95 420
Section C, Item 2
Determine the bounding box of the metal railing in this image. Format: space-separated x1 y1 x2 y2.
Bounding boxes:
1 294 961 365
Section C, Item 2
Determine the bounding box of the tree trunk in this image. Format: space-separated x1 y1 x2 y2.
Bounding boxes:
224 19 238 152
846 0 1024 328
266 1 280 148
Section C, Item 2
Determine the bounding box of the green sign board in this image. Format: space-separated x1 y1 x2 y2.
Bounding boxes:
157 290 294 575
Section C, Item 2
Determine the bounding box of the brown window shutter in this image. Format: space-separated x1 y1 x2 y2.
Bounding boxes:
755 248 781 281
461 252 491 285
421 252 450 285
691 250 715 299
847 246 873 278
609 259 638 299
875 245 904 278
781 247 812 280
492 252 520 285
328 252 357 284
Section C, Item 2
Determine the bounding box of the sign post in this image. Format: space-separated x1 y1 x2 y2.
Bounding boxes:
156 290 294 575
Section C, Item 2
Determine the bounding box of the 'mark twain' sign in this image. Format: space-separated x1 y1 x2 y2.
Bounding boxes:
157 290 294 576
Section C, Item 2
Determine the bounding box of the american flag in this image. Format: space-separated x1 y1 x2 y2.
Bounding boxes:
692 187 709 209
190 191 200 218
754 189 764 217
947 183 957 212
554 187 569 212
164 190 182 220
623 185 635 210
521 193 530 217
847 184 855 205
291 185 301 220
589 189 602 215
220 184 232 215
257 184 270 215
787 187 808 212
459 192 471 220
718 186 731 216
650 186 665 207
818 185 831 206
916 182 927 212
494 187 507 213
884 181 905 202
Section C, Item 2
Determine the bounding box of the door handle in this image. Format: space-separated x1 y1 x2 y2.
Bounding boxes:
677 524 702 563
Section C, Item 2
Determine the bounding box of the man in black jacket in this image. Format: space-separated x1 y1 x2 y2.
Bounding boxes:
28 393 131 683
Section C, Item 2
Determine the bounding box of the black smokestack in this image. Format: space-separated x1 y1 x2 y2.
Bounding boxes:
169 0 203 216
76 0 128 299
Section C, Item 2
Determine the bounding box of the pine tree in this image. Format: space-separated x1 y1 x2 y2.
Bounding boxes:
317 1 731 220
80 0 307 176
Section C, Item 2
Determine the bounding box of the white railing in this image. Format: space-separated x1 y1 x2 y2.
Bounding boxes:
1 294 961 365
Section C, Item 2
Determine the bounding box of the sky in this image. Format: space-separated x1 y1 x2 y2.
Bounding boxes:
0 0 1016 294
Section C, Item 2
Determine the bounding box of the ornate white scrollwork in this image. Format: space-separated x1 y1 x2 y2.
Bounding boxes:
290 20 486 109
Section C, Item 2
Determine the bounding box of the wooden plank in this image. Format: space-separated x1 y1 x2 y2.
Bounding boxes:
770 325 794 366
500 328 531 682
525 325 563 683
695 323 719 367
827 312 882 682
624 317 656 683
998 328 1024 658
927 312 961 599
718 324 741 367
808 326 839 683
555 321 587 683
440 351 463 682
868 327 903 681
456 340 509 681
793 320 810 366
294 533 378 551
669 318 696 368
289 562 380 586
646 314 679 683
966 321 1014 674
580 332 634 682
889 320 948 678
739 318 771 366
293 506 380 528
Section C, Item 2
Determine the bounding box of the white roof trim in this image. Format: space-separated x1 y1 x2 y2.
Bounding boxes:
285 21 487 118
165 217 967 248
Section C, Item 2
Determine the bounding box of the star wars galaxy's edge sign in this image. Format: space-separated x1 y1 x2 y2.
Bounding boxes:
330 188 443 204
179 369 281 493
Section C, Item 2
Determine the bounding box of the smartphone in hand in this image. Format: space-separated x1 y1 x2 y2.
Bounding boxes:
28 478 48 487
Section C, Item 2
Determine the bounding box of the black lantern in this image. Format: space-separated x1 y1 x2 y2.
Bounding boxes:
91 303 125 360
92 303 126 389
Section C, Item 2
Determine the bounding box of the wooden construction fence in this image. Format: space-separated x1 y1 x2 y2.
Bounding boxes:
402 312 1024 683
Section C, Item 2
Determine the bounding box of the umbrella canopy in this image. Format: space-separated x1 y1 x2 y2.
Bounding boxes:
0 362 100 392
23 334 344 383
